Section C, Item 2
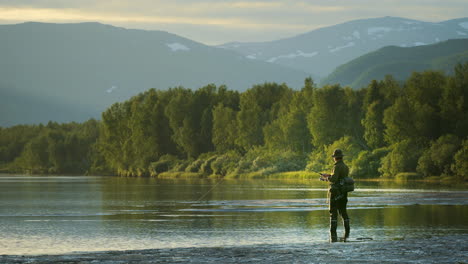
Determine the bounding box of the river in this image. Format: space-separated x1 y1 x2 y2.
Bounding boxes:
0 175 467 255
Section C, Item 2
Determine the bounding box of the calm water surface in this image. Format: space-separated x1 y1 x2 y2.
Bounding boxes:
0 175 467 255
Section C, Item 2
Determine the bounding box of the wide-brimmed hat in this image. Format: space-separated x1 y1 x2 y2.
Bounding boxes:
332 149 344 157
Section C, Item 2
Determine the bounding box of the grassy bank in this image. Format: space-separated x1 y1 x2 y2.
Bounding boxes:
2 169 466 186
150 170 467 187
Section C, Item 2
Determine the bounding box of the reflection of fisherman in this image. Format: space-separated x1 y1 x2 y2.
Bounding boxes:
320 149 350 242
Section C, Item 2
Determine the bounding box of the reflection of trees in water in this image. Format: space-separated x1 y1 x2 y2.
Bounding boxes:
98 178 468 236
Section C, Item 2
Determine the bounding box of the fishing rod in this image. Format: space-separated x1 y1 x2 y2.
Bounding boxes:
195 171 327 202
315 172 329 181
195 177 224 202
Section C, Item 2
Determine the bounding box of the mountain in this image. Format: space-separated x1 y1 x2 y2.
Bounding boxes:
0 22 309 126
321 39 468 88
219 16 468 79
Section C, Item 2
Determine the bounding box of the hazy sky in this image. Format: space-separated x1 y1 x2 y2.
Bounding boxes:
1 0 467 44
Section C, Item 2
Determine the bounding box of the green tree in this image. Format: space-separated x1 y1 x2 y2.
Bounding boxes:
164 88 199 158
404 71 446 140
379 139 424 178
308 85 349 147
362 101 386 149
361 80 388 149
417 134 461 177
15 134 49 173
383 97 417 144
264 79 315 153
99 101 134 175
307 136 362 173
406 71 445 109
281 109 312 152
212 103 238 152
236 83 292 150
351 148 389 178
452 138 468 181
0 125 42 164
344 87 366 148
440 63 468 137
165 85 221 159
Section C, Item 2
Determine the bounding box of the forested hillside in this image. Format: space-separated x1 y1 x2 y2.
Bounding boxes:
1 64 467 182
322 39 468 88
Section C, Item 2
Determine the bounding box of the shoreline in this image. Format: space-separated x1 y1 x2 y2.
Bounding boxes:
1 171 466 184
2 234 467 263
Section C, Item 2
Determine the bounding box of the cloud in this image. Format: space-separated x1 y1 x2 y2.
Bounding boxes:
0 6 314 30
0 7 240 25
0 0 467 44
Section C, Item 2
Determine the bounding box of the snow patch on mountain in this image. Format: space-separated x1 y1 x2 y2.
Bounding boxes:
353 31 361 39
106 85 117 93
413 42 426 46
167 43 190 52
459 22 468 30
329 42 355 53
344 31 361 41
267 50 318 63
368 27 392 35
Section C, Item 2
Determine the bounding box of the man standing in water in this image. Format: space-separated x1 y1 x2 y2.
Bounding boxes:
321 149 350 242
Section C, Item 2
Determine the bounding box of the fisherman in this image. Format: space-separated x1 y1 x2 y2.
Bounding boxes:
320 149 350 242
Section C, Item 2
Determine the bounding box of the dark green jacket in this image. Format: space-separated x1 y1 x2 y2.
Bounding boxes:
328 160 349 196
329 160 349 184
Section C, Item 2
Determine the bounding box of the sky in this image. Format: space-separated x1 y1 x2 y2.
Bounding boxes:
1 0 467 45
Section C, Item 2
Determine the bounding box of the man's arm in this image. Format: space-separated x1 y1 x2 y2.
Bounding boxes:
320 173 331 181
328 165 340 183
320 170 337 182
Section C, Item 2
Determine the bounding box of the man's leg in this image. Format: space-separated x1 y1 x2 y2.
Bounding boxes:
338 198 350 240
329 200 338 242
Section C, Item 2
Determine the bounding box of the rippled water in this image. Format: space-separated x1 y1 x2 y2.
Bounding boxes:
0 175 467 255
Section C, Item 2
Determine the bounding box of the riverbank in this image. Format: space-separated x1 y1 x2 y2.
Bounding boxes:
2 170 466 186
2 234 467 263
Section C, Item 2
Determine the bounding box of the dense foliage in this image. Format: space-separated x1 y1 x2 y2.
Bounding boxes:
1 64 467 181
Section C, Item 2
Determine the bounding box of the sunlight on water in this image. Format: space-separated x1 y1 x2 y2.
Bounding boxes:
0 175 467 255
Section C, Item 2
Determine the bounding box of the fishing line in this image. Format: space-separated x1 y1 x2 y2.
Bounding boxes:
195 177 224 202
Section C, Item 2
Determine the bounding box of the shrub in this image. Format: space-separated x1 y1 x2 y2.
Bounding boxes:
200 155 218 175
230 146 265 175
185 158 206 173
307 136 364 173
395 172 424 181
451 138 468 181
148 154 181 176
351 148 390 178
379 139 425 178
417 134 461 177
306 146 328 173
169 159 191 172
275 151 307 172
250 149 307 175
229 147 308 177
211 151 241 176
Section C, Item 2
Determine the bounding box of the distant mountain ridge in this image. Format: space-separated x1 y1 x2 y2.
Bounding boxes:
321 39 468 88
219 16 468 78
2 17 468 126
0 22 308 126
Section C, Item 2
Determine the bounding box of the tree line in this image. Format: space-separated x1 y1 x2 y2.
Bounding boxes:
1 63 467 181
